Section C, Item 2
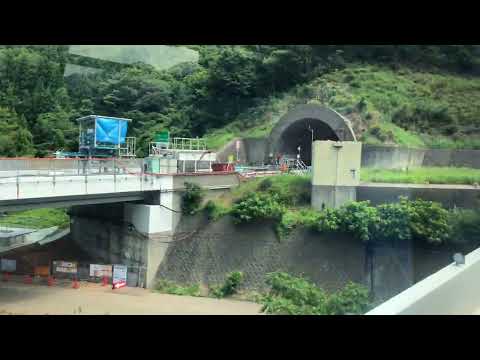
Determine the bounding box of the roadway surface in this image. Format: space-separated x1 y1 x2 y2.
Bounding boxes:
0 281 262 315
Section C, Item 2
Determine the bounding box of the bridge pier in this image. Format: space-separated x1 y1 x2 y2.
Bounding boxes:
69 188 181 289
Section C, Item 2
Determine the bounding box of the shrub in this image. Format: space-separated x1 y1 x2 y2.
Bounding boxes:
204 200 229 221
231 193 285 224
449 209 480 245
277 209 322 239
392 104 454 134
336 202 381 242
258 177 273 191
181 182 204 215
325 282 371 315
155 280 201 297
376 202 412 242
314 198 452 245
405 198 451 244
369 125 392 142
210 271 244 298
261 272 370 315
317 201 380 242
259 175 311 206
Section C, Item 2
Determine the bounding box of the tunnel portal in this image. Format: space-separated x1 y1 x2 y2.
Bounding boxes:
268 105 356 166
279 118 339 166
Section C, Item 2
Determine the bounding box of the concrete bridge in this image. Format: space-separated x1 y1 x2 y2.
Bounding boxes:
0 158 239 287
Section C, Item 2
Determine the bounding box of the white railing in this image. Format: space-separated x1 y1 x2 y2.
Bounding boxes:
149 137 207 156
119 137 136 158
367 247 480 315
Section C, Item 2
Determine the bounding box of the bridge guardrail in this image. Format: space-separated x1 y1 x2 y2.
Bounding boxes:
0 158 145 178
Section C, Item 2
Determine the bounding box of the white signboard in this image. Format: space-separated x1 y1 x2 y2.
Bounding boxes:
1 259 16 272
89 264 112 278
53 261 77 274
112 264 127 287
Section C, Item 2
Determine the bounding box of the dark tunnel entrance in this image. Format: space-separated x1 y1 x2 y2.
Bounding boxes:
278 118 339 166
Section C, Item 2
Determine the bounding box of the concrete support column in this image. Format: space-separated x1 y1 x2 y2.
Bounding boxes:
311 185 357 211
310 141 362 210
124 180 183 288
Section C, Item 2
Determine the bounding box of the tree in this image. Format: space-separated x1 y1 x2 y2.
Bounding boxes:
0 107 34 157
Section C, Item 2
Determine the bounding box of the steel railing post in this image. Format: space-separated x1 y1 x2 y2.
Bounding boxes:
141 158 144 191
52 159 56 188
113 157 116 192
84 160 88 194
16 161 19 199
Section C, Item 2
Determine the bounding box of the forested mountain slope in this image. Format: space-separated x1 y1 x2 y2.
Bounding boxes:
1 45 480 157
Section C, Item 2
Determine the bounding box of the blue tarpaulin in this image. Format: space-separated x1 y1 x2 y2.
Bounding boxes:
95 117 128 145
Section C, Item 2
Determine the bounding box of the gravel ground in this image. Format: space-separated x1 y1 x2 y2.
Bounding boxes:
0 280 263 315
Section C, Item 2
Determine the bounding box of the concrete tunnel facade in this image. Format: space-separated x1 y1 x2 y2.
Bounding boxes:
267 104 356 166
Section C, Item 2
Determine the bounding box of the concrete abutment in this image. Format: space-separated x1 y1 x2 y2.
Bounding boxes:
69 173 239 289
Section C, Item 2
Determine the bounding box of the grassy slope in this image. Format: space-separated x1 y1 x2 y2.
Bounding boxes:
0 208 69 229
205 64 480 150
361 167 480 185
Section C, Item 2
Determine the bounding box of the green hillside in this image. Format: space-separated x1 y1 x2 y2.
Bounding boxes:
2 45 480 157
206 64 480 150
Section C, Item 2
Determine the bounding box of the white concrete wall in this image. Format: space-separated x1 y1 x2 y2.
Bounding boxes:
124 204 175 234
312 141 362 187
124 175 176 235
367 247 480 315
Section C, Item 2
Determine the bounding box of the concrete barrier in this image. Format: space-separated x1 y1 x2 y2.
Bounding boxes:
357 183 480 209
361 145 425 169
362 145 480 169
367 247 480 315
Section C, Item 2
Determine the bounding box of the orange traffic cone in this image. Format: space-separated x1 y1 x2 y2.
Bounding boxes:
47 276 55 287
72 277 79 289
102 276 108 287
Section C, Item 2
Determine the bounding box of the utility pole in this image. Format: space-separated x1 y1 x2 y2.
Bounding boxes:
308 124 314 144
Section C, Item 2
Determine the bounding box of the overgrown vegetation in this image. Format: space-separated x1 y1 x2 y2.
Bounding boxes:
208 175 461 245
314 198 451 245
153 271 372 316
231 193 285 224
204 200 230 221
154 279 201 297
261 272 371 315
209 271 244 298
449 208 480 246
2 45 480 157
276 208 321 239
0 208 69 229
207 63 480 150
361 167 480 185
181 182 204 215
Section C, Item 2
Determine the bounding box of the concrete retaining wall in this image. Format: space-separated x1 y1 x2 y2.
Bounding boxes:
423 149 480 168
157 216 366 293
228 138 480 169
361 145 425 169
216 138 248 163
216 138 268 165
357 183 480 209
362 146 480 169
155 215 459 301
